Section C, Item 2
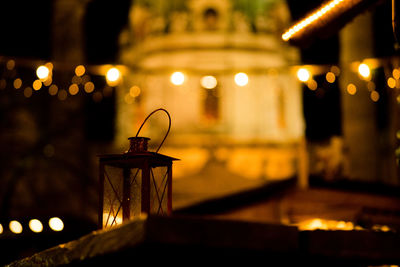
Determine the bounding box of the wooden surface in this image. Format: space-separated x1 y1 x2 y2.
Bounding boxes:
7 214 400 266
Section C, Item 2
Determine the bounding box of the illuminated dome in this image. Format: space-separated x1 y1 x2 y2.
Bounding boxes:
116 0 304 189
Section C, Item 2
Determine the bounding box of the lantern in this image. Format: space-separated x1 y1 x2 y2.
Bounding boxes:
98 109 178 228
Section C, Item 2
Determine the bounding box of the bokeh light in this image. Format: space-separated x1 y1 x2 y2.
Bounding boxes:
9 220 23 234
36 65 50 80
297 68 310 82
200 75 218 89
49 217 64 231
234 72 249 86
29 219 43 233
170 71 185 86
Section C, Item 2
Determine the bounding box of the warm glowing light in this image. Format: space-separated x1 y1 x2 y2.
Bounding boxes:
29 219 43 233
330 65 340 76
13 78 22 89
298 218 356 231
282 0 344 41
307 79 317 90
396 130 400 139
0 79 6 89
0 224 3 234
33 80 42 91
43 76 52 86
358 63 370 78
49 84 58 95
298 218 327 230
372 224 392 232
388 77 396 88
6 60 15 70
124 93 134 104
84 82 95 93
200 75 218 89
72 76 82 85
9 220 23 234
24 87 33 98
234 72 249 86
367 81 376 91
106 67 121 86
393 69 400 80
325 71 335 83
75 65 86 77
347 83 357 95
36 65 50 80
68 84 79 95
92 91 103 102
129 85 141 97
370 90 379 102
58 89 68 101
49 217 64 231
103 213 123 227
170 71 185 85
380 225 390 232
297 68 310 82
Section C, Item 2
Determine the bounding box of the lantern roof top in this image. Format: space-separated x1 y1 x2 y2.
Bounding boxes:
98 152 179 168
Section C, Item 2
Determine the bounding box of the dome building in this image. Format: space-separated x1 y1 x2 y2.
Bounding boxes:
116 0 304 206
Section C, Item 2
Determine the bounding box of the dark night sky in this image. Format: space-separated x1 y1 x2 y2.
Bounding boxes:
0 0 130 64
0 1 52 59
0 0 396 142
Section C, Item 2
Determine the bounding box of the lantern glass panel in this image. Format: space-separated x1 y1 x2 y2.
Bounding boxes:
149 166 169 215
103 165 142 228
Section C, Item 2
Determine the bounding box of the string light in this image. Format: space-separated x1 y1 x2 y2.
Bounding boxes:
13 78 22 89
29 219 43 233
200 75 218 89
347 83 357 95
9 220 23 234
297 68 310 82
68 84 79 95
84 82 95 93
129 85 141 97
32 80 42 91
170 71 185 86
75 65 86 77
393 68 400 79
358 63 370 79
325 71 335 83
388 77 396 88
24 87 33 98
307 79 318 90
234 72 249 86
0 56 397 107
106 67 121 86
282 0 344 41
36 65 50 80
370 90 379 102
49 217 64 231
49 84 58 95
57 89 68 101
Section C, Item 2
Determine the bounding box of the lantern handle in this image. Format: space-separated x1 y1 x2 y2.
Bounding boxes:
135 108 171 153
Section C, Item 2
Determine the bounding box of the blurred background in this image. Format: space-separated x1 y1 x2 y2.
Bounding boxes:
0 0 399 264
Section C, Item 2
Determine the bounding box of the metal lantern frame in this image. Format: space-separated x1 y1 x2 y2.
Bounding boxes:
98 109 178 229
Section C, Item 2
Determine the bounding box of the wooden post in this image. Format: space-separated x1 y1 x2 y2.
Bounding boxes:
298 137 309 189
